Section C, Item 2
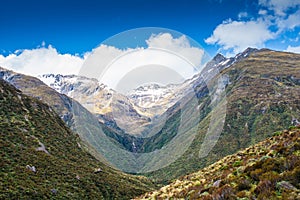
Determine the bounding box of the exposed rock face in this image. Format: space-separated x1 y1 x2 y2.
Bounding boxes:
37 49 251 136
39 74 152 135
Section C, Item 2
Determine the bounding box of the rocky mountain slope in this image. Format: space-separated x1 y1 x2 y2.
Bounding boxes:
137 126 300 199
0 67 131 163
0 67 159 174
37 48 255 139
0 79 156 199
0 68 73 127
38 74 151 135
144 49 300 182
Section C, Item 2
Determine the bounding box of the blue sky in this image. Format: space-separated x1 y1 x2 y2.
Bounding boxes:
1 0 298 55
0 0 300 77
0 0 246 55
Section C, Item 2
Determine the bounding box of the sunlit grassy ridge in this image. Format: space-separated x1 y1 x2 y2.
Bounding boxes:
137 126 300 199
0 80 155 199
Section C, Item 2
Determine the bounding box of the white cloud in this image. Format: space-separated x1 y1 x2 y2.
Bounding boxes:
80 33 205 93
277 10 300 31
259 0 300 16
0 34 205 92
238 12 248 19
41 41 46 47
0 45 84 76
146 33 204 67
205 20 274 54
258 9 268 15
206 0 300 54
100 48 196 93
79 44 125 79
286 45 300 53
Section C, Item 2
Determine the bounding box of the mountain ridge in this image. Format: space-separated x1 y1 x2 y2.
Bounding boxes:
0 79 156 199
143 48 300 182
37 47 258 138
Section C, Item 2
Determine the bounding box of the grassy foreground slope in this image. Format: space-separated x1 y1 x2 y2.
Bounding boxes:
137 126 300 199
0 80 155 199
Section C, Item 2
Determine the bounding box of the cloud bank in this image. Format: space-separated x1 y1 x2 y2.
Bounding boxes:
80 33 205 91
286 45 300 53
0 33 205 91
0 45 84 76
205 20 274 54
205 0 300 55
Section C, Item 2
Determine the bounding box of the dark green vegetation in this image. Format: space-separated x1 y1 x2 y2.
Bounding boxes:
102 106 182 153
144 49 300 183
0 80 155 199
137 126 300 199
0 67 148 175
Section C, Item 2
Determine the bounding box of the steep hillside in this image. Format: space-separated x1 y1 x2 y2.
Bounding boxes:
137 126 300 199
0 67 137 171
0 80 155 199
144 49 300 182
0 67 77 127
39 74 153 136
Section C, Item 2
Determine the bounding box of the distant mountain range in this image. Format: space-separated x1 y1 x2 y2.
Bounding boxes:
37 47 257 137
1 48 300 185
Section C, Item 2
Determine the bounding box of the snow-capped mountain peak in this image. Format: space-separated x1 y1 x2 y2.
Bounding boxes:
36 48 257 135
128 83 176 109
